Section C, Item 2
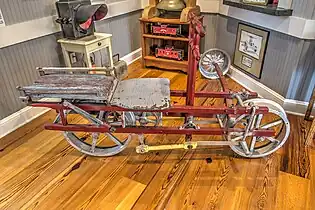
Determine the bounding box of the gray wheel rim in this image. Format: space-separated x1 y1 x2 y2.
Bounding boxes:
199 48 231 80
63 132 132 157
229 99 290 158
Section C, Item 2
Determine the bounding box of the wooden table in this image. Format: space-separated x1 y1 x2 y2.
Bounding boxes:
58 33 114 68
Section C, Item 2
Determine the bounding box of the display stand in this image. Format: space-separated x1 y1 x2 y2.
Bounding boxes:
58 33 114 68
140 17 191 73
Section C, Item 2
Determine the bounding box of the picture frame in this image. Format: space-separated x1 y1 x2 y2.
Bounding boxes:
234 23 269 79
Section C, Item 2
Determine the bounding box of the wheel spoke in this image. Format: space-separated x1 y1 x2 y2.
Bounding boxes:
266 137 280 144
106 133 123 146
147 119 156 124
260 119 283 129
91 133 99 152
240 141 250 155
249 114 263 152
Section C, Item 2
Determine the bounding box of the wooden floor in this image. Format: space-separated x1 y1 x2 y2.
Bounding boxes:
0 60 314 210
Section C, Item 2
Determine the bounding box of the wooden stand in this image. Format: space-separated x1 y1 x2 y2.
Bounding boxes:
58 33 114 68
140 17 192 73
141 1 201 72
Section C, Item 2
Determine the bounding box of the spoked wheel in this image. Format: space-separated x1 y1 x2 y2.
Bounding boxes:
198 48 231 80
134 112 162 127
63 111 132 157
228 99 290 158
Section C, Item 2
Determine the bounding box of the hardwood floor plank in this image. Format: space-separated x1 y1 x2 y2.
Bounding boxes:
275 171 311 210
96 176 146 210
132 150 194 210
309 149 315 209
0 141 77 209
0 110 56 157
280 115 310 178
306 119 315 148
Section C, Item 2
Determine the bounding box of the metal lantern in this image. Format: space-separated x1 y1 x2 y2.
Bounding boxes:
56 0 108 39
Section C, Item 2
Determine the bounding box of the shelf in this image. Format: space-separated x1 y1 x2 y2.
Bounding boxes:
143 56 188 72
223 0 293 16
143 34 189 42
144 56 188 65
139 17 190 24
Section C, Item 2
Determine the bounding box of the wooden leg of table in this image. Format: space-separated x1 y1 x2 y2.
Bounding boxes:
107 45 114 68
61 46 72 67
305 85 315 121
83 49 92 67
306 119 315 147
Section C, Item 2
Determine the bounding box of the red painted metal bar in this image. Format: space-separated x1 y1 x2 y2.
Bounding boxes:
186 26 197 107
214 63 229 92
170 90 258 98
44 124 275 137
59 109 67 125
213 63 234 109
31 103 269 115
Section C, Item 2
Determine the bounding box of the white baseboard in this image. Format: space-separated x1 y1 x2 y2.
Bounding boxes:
0 48 142 139
228 66 315 116
120 48 142 65
0 107 50 139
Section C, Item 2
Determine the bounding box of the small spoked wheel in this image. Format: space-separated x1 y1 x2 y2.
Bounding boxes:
228 99 290 158
134 112 162 127
199 48 231 80
63 111 132 157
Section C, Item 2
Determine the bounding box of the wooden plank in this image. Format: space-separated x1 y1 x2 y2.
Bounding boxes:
309 149 315 209
275 171 311 210
96 176 146 210
279 115 311 178
0 110 56 156
143 34 189 42
144 56 188 73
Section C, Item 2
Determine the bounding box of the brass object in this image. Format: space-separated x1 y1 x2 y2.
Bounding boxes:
156 0 186 11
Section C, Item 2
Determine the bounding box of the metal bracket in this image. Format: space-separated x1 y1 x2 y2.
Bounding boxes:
180 116 200 130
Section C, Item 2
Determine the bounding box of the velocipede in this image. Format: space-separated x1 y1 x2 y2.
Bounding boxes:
17 13 290 158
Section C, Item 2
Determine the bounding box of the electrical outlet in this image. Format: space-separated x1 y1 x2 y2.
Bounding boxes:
70 52 77 64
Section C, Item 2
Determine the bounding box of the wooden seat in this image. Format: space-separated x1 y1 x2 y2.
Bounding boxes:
21 74 117 103
111 78 171 110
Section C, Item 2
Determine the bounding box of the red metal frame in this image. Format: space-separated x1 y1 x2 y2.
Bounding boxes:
28 13 274 139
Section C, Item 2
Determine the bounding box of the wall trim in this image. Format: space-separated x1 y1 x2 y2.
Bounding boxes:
228 66 315 116
0 48 141 139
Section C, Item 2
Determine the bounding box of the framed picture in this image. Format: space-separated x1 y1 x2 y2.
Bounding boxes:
234 23 269 79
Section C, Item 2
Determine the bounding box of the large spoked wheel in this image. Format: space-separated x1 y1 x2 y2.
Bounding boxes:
229 99 290 158
63 111 132 157
199 48 231 80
